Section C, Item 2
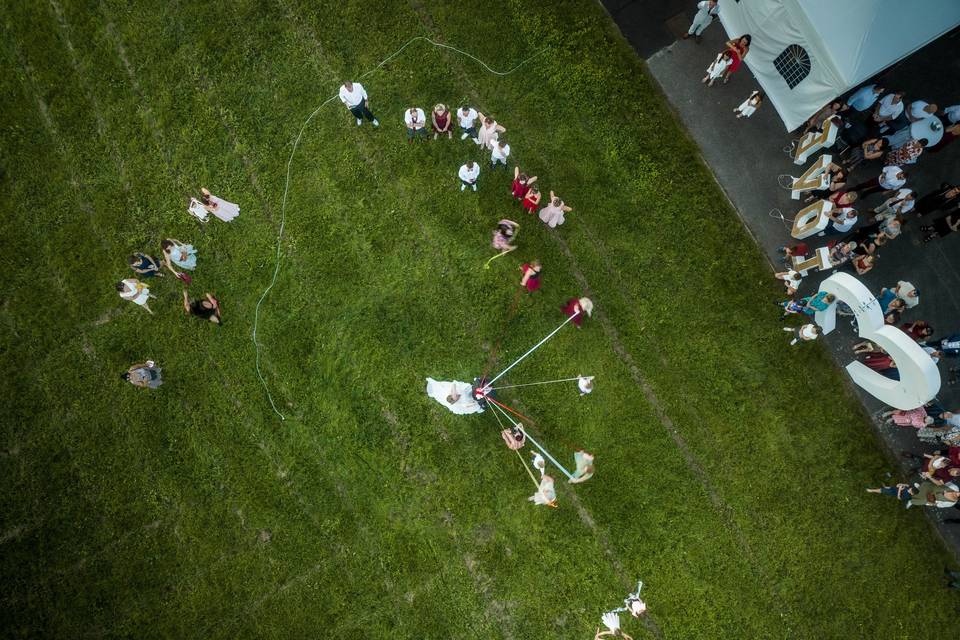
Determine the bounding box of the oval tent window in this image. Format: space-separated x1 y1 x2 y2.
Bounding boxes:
775 44 811 89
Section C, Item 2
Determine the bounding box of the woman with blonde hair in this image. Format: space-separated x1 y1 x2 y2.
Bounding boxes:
431 103 452 140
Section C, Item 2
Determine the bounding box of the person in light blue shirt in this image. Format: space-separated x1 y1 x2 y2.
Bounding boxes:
844 84 884 112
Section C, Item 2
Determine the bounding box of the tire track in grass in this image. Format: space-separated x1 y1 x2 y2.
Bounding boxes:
46 0 132 200
400 5 661 630
1 27 109 252
97 0 179 184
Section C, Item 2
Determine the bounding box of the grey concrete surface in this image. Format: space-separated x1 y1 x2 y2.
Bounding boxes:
615 5 960 553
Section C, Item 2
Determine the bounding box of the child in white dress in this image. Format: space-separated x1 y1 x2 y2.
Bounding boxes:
702 50 733 86
734 90 764 118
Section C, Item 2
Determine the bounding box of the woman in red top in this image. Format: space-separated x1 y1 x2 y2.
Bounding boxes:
522 185 542 214
561 297 593 328
519 261 542 293
512 166 537 202
431 104 452 140
721 35 751 83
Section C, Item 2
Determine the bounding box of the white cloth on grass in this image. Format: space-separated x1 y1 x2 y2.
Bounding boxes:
207 194 240 222
425 378 483 414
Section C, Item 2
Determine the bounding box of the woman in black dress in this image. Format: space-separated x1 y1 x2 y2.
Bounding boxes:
915 183 959 217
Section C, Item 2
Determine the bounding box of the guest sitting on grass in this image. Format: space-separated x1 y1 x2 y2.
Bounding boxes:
182 288 221 325
867 481 960 508
122 360 163 389
128 252 163 278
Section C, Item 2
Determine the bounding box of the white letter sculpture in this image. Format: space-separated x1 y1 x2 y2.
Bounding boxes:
814 272 940 410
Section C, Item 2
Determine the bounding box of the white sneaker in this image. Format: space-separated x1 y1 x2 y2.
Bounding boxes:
472 184 477 192
372 119 379 127
461 133 469 140
356 118 362 126
461 184 466 192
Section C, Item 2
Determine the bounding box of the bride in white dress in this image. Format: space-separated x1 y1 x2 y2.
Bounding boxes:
189 187 240 222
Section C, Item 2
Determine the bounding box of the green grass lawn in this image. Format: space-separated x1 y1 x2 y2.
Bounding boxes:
2 1 958 638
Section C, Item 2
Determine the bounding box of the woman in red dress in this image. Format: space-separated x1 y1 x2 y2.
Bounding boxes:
561 297 593 327
522 185 542 214
519 261 542 293
512 166 538 202
431 103 452 140
721 35 751 84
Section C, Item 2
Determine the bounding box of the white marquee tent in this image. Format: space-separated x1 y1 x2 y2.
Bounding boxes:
718 0 960 131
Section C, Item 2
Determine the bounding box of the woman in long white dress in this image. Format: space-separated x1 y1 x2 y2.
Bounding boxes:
193 187 240 222
528 474 557 507
116 278 155 314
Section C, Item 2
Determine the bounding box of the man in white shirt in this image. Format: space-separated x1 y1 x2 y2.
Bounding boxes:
490 140 510 169
683 0 718 42
874 188 915 217
338 81 379 127
458 106 479 140
850 165 906 198
458 161 480 192
783 323 820 346
844 84 883 112
906 100 938 123
819 208 859 237
404 107 428 142
872 91 908 133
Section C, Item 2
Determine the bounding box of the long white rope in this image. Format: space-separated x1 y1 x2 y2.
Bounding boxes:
489 376 581 391
252 37 547 420
484 313 578 388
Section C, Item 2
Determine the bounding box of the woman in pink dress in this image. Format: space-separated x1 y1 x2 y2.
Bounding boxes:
881 406 932 429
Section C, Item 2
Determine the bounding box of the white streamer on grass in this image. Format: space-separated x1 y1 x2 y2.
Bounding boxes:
253 36 546 420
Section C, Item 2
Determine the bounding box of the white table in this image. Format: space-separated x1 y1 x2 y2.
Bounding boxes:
911 115 944 147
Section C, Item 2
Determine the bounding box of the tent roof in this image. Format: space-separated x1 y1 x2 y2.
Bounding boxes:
718 0 960 130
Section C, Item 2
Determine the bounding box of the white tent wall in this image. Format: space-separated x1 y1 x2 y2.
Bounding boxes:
718 0 960 131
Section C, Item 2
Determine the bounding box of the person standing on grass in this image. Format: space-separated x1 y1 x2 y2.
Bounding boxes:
476 113 506 150
562 297 593 328
539 191 573 228
512 167 537 202
128 252 163 278
458 161 480 192
491 220 519 255
782 323 820 346
182 288 221 325
122 360 163 389
849 165 906 199
490 140 511 169
734 91 763 119
404 107 428 142
117 278 155 314
520 261 542 293
522 185 542 214
457 105 479 140
683 0 718 43
338 81 379 127
431 104 452 140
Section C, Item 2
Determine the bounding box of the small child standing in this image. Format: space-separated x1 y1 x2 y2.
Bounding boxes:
702 50 733 87
734 91 764 118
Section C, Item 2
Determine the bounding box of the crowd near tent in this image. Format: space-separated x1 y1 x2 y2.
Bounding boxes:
718 0 960 131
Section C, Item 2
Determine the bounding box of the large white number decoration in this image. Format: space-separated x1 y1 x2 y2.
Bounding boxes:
814 272 940 409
